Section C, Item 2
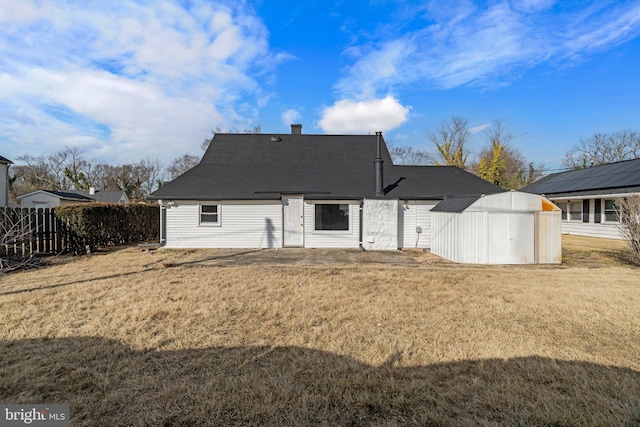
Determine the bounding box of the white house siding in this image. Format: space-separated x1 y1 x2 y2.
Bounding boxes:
363 199 397 250
19 192 65 208
561 221 621 239
397 200 438 249
165 200 283 248
551 197 624 240
303 200 360 248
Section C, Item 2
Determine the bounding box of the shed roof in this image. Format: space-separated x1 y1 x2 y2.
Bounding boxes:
150 133 501 200
431 191 559 213
430 195 483 213
522 158 640 196
0 155 12 164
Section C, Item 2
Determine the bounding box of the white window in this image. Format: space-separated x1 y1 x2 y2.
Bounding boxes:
199 204 220 226
603 199 618 222
568 201 582 221
314 204 350 231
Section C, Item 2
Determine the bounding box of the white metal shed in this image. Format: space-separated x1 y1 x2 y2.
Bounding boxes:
430 191 561 264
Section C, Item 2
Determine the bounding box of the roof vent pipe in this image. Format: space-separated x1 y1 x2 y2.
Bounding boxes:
291 124 302 134
374 131 384 197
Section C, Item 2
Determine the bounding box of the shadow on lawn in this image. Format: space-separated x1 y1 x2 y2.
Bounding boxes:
1 337 639 426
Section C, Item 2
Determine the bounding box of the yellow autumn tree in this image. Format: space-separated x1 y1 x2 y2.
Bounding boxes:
472 120 543 190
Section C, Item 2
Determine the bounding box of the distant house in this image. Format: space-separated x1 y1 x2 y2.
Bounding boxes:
522 158 640 239
17 188 130 209
0 155 11 207
149 125 502 250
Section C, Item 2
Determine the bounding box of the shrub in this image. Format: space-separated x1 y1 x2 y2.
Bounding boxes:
615 195 640 266
55 203 159 254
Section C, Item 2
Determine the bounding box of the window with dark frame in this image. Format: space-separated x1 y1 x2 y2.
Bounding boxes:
200 204 219 225
315 204 349 231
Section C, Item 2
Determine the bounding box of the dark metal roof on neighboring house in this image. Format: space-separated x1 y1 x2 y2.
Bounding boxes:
0 155 12 164
150 133 502 201
47 191 95 201
67 190 128 203
522 158 640 196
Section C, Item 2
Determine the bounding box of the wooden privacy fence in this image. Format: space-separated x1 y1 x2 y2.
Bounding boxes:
1 207 69 256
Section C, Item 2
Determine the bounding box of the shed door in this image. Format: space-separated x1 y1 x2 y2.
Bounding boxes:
283 196 304 247
487 213 535 264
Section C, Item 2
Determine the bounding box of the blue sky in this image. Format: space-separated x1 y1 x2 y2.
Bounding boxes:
1 0 640 171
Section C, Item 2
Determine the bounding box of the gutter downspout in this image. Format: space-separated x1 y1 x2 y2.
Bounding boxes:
359 199 365 251
159 200 167 247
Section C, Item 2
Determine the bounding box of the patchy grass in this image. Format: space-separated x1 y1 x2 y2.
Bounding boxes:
1 235 639 426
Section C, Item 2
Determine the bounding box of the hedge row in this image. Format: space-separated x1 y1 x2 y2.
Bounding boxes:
55 203 159 254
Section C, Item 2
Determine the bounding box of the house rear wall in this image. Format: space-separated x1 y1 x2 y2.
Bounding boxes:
165 200 283 248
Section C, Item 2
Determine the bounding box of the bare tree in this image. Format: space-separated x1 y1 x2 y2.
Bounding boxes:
167 154 200 180
564 130 640 169
387 139 432 166
12 147 94 193
428 116 470 169
615 195 640 265
472 120 543 190
201 126 261 151
0 209 38 274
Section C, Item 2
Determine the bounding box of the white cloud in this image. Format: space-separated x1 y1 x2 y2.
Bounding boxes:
318 96 410 134
469 122 491 135
335 1 640 95
0 0 275 163
282 109 301 126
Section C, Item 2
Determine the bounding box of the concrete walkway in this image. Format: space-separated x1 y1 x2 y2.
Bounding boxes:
164 248 421 267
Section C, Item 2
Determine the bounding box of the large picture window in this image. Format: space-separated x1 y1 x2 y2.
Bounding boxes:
200 204 220 225
315 204 349 231
604 199 618 222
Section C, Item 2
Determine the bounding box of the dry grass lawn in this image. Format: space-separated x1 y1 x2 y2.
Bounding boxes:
1 235 639 426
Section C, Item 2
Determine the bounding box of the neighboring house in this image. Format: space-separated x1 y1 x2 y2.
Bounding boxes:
522 158 640 239
0 155 12 207
18 188 130 209
150 126 502 250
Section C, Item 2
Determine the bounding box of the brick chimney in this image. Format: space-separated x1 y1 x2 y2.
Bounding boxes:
291 124 302 134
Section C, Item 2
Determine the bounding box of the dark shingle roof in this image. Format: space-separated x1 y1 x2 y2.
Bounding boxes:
522 158 640 196
150 133 501 200
0 155 12 164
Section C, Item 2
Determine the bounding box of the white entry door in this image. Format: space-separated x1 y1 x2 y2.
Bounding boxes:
283 195 304 247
